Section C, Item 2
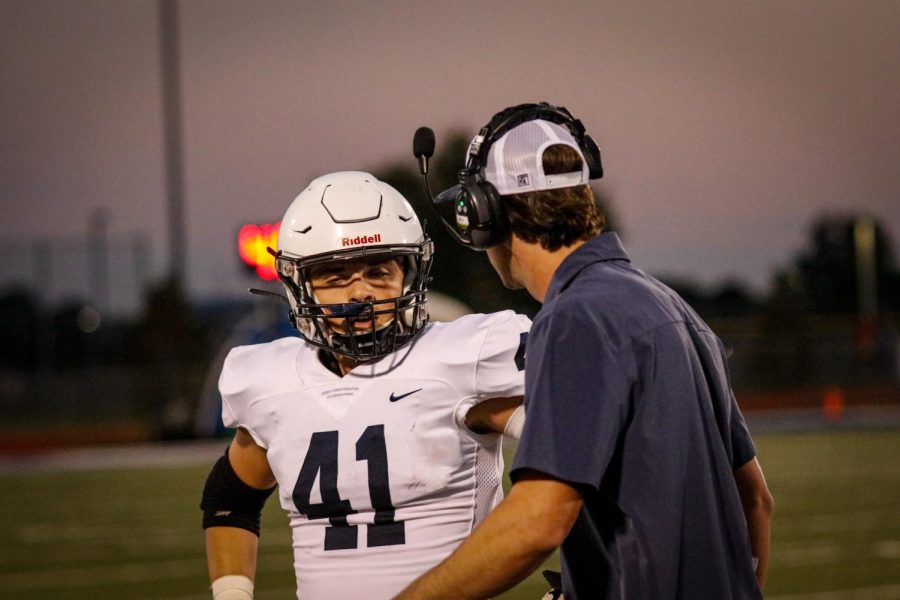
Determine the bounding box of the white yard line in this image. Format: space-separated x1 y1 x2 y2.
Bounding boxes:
0 440 227 475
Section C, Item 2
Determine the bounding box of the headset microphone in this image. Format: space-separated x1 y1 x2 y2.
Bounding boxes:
411 124 497 249
413 127 435 175
413 127 439 222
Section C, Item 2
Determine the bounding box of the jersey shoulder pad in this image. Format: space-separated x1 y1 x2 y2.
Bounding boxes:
435 311 530 398
429 310 530 346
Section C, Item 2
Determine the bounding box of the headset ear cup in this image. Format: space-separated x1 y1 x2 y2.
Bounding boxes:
461 180 508 250
482 182 509 247
461 102 599 249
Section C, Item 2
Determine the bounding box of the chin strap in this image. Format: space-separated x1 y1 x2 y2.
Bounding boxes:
248 288 289 304
329 320 403 358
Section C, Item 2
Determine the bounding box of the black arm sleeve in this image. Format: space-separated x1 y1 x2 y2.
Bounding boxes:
200 449 277 536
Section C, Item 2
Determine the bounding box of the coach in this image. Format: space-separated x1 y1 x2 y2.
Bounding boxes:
397 103 774 599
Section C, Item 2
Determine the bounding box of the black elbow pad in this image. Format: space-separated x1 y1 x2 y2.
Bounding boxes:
200 450 276 536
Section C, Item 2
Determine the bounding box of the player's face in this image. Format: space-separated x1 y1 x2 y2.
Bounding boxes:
308 258 405 334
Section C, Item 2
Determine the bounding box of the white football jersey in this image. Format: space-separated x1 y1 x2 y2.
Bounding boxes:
219 310 530 600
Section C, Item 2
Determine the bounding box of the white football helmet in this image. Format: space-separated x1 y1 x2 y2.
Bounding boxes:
275 171 433 360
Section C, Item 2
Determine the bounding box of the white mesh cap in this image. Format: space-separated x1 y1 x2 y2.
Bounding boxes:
482 119 589 195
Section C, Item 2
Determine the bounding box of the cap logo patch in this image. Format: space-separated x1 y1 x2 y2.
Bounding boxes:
517 174 530 187
341 233 382 247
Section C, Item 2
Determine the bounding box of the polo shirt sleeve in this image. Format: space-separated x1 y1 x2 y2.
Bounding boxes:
511 309 632 491
729 403 755 468
717 337 756 468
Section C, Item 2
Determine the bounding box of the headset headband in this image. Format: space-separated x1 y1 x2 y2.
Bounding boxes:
464 103 593 176
413 102 603 251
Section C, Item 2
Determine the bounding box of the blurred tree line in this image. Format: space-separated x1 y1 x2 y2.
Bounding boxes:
0 279 209 372
1 131 898 442
0 277 244 440
372 129 900 393
748 218 900 389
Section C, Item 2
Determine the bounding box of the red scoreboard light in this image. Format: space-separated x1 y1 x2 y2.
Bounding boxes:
238 222 280 280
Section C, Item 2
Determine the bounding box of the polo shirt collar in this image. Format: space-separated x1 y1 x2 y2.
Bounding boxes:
545 232 630 301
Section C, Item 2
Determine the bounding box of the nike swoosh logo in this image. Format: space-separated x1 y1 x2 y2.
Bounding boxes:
390 388 422 402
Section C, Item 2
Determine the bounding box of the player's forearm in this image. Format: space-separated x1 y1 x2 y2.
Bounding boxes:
464 396 524 436
202 439 275 585
206 526 260 581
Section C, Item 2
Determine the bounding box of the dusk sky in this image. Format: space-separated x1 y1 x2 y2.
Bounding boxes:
2 0 898 314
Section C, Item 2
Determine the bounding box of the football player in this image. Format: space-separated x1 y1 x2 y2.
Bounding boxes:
201 171 529 600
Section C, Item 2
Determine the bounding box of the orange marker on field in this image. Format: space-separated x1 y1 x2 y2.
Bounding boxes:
822 387 846 423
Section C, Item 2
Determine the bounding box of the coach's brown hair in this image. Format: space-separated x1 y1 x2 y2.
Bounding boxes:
501 144 604 251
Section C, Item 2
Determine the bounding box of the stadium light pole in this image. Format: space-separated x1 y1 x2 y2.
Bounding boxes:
87 208 110 311
854 216 878 319
158 0 187 287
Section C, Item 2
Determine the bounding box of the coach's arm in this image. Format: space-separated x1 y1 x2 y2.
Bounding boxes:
203 429 277 599
734 456 774 589
394 469 582 600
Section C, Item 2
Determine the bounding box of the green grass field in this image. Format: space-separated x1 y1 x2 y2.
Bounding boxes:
1 430 899 599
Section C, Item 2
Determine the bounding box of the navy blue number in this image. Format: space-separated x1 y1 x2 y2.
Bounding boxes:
514 331 528 371
293 426 405 551
292 431 358 550
357 425 405 547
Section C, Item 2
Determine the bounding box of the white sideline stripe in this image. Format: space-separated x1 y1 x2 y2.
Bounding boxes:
0 440 227 475
768 583 900 599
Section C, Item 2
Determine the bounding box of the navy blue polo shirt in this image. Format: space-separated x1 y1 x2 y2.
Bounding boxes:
511 233 760 600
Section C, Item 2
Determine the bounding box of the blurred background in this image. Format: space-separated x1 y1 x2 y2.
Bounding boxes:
1 1 898 598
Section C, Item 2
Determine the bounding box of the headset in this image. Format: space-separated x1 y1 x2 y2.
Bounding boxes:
415 102 603 250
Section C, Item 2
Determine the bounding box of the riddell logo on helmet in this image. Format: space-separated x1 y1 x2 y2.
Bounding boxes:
341 233 382 247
